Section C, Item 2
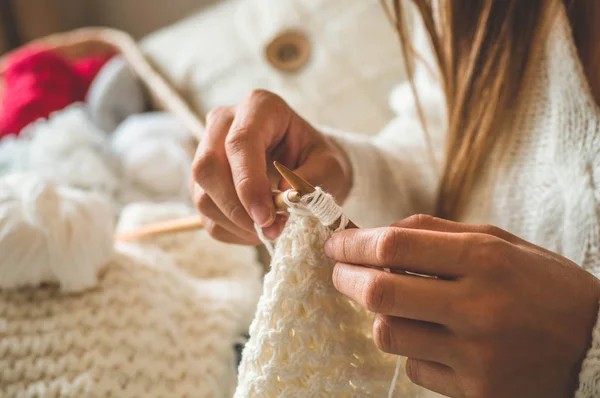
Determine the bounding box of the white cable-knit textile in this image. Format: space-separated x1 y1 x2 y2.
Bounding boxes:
142 0 407 135
0 198 263 397
237 189 420 397
322 4 600 397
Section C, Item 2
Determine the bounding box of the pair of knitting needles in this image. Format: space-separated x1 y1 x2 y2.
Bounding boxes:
115 161 357 242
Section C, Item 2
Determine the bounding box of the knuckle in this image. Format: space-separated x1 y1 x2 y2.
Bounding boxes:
226 203 247 224
234 174 255 199
196 193 213 214
247 89 281 105
225 128 252 154
466 298 509 335
192 150 220 185
479 224 504 237
339 235 352 262
467 234 509 267
204 220 219 238
399 214 436 229
362 272 389 313
405 359 423 386
374 229 400 266
205 106 231 125
372 315 395 353
331 263 345 291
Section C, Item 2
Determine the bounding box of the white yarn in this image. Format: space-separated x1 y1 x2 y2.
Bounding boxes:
21 105 122 197
255 188 349 256
302 187 349 230
388 357 404 398
254 224 275 257
111 113 195 200
0 135 28 175
0 107 196 211
0 172 114 292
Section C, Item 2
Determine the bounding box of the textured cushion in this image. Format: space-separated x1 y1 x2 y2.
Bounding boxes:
141 0 407 135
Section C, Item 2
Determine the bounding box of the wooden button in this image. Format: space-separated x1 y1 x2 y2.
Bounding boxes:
265 31 311 73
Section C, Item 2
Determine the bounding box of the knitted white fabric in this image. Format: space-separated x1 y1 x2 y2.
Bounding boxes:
323 4 600 397
235 191 421 397
0 199 263 397
142 0 407 135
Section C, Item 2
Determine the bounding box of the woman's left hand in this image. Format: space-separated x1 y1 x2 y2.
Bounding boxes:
324 215 600 398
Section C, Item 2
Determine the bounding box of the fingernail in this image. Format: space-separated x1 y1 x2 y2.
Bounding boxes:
250 203 274 227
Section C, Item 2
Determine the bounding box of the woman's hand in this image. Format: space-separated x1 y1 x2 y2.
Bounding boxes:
325 215 600 398
191 90 352 244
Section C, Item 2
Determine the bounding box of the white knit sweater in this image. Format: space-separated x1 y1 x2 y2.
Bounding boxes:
329 5 600 397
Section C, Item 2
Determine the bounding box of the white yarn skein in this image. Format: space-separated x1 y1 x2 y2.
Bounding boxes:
24 105 121 197
0 173 115 292
111 113 194 199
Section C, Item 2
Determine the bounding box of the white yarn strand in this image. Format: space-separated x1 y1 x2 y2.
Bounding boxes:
388 356 403 398
255 224 275 257
300 187 348 231
255 188 350 253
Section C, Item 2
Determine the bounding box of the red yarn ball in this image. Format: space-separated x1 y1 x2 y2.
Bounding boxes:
0 45 86 137
72 53 115 92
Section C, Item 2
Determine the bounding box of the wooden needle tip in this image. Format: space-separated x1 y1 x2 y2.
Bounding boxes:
273 161 315 196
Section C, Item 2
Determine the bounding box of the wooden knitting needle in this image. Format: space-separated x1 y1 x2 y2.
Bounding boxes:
273 161 358 230
115 216 204 242
114 190 300 242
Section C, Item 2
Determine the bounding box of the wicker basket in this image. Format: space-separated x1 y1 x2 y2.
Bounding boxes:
0 27 205 140
1 27 272 269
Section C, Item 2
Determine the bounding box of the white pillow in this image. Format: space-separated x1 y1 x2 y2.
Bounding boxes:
142 0 408 135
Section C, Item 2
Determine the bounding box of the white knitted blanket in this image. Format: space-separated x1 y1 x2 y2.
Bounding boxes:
0 191 263 397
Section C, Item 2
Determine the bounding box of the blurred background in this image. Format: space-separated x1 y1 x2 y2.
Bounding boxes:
0 0 217 52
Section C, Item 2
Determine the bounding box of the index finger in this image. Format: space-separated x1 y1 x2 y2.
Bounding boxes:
324 227 503 278
225 92 289 227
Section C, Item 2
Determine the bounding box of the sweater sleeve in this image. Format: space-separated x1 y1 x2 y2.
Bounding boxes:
324 62 447 228
322 4 447 228
576 305 600 398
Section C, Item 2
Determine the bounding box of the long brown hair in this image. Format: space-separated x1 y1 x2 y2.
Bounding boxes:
386 0 557 219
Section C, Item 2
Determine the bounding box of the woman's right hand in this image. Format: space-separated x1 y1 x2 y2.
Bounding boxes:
191 89 352 245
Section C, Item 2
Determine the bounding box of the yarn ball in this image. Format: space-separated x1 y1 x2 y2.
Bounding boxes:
0 46 86 137
86 56 147 133
25 105 121 198
71 53 115 92
0 172 115 292
111 113 194 198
